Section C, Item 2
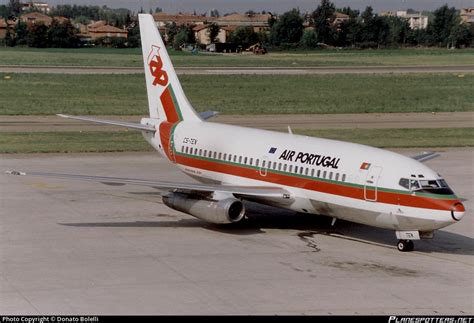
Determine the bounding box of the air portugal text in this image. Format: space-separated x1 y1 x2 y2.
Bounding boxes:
279 149 341 169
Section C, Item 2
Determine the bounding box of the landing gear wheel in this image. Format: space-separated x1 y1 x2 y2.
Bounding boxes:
397 240 414 252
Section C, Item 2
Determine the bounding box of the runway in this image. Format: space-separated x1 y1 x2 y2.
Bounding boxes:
1 65 473 75
1 112 473 132
1 149 472 314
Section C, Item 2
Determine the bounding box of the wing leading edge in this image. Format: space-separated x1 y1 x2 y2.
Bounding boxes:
5 170 292 202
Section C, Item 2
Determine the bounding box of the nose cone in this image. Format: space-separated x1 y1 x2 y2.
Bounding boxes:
451 202 465 222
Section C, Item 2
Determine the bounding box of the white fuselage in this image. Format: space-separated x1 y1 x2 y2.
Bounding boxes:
143 120 464 232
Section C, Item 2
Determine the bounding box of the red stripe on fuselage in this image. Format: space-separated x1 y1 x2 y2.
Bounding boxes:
175 154 460 211
159 122 174 160
160 86 180 123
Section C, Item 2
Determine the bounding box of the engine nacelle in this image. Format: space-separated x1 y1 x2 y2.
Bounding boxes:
162 193 245 224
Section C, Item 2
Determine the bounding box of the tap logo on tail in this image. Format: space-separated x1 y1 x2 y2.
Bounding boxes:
147 45 168 87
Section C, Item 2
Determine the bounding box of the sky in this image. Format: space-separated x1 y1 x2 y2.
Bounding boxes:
1 0 472 14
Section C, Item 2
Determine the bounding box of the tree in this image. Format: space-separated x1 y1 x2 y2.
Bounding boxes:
27 23 49 47
427 5 459 47
165 22 178 45
230 26 258 46
173 26 196 50
5 24 15 46
206 22 220 43
48 19 79 48
312 0 336 44
7 0 21 16
270 8 304 46
155 7 162 13
14 21 28 45
209 9 219 18
299 29 318 48
127 23 141 48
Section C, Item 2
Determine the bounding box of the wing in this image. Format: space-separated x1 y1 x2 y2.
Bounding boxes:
5 170 292 203
411 151 440 163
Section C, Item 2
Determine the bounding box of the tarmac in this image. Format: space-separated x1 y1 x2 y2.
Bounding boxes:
1 149 472 315
1 65 473 75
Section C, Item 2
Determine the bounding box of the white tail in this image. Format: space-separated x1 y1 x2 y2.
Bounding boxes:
138 14 201 123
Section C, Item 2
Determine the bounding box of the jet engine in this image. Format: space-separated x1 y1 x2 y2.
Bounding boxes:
162 192 245 224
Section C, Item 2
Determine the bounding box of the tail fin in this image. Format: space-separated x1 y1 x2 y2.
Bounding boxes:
139 14 201 123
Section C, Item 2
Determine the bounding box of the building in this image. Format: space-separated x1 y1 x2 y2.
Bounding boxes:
0 18 8 39
87 24 128 39
19 11 53 25
153 12 210 29
381 10 428 29
460 8 474 24
216 13 271 33
193 24 237 45
22 1 51 14
333 12 349 26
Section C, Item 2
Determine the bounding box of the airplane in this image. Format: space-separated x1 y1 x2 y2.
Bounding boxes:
6 14 466 252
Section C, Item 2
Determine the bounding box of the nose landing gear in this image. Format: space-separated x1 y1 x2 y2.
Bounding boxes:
397 240 414 252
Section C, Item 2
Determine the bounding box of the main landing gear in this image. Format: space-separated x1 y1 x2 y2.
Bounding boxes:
397 240 414 252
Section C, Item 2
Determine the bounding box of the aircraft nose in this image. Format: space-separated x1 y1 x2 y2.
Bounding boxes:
451 202 465 222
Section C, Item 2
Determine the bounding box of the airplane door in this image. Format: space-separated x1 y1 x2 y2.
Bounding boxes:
259 156 268 176
364 166 382 201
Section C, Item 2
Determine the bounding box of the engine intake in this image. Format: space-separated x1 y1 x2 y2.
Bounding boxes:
162 193 245 224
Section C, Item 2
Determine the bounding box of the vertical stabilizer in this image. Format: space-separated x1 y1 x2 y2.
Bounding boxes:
139 14 201 122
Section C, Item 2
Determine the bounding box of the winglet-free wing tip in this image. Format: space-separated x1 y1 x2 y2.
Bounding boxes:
5 170 26 176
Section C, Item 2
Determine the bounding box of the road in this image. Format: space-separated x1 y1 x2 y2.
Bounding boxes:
0 149 472 314
1 112 473 133
1 65 473 75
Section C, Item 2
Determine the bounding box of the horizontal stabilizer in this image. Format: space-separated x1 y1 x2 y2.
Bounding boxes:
57 114 156 132
199 111 219 120
411 151 440 163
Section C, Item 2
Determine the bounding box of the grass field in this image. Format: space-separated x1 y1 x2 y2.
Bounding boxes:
1 73 472 115
1 47 473 67
1 128 471 153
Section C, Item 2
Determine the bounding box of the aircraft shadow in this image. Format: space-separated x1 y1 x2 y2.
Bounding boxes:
60 201 473 255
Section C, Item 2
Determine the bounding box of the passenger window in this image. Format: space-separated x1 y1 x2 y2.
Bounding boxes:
181 146 184 153
335 173 339 181
223 153 227 160
218 152 222 159
311 169 315 177
342 174 346 182
213 152 217 159
199 149 202 156
204 149 207 156
233 155 237 162
323 171 327 179
278 163 282 171
317 170 321 178
329 172 333 180
239 156 242 163
250 158 253 165
229 154 232 161
194 148 197 155
289 165 293 173
273 162 277 169
185 146 189 154
244 157 248 164
283 164 287 172
256 159 259 167
305 168 309 176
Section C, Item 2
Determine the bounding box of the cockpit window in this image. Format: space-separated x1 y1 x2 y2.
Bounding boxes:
399 178 409 189
410 179 420 190
398 177 453 195
420 180 440 189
